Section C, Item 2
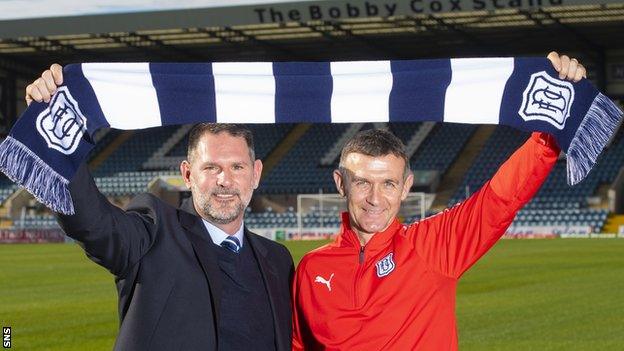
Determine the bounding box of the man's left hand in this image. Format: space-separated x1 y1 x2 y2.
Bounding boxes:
547 51 587 82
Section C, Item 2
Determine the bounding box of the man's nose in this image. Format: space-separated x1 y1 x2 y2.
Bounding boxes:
367 184 382 205
217 169 233 187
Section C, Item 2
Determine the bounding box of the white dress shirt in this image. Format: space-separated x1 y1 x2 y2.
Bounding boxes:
201 219 245 248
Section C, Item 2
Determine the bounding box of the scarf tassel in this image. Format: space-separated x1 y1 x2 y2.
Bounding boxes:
0 136 75 215
566 93 623 186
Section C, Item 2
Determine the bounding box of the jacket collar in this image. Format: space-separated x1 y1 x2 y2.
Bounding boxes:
180 197 269 257
179 196 199 217
336 212 402 253
178 197 223 332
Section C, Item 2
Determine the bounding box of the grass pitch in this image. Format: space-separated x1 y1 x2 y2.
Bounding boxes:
1 239 623 350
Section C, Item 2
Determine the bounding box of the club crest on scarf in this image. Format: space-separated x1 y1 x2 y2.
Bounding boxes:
376 253 395 278
36 87 87 154
519 71 575 130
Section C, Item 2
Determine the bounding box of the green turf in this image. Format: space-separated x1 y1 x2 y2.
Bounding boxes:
1 239 623 350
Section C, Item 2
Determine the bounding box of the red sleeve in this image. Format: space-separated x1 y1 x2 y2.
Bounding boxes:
291 261 308 350
411 132 559 279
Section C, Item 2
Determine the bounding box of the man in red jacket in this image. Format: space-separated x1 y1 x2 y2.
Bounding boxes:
292 52 586 350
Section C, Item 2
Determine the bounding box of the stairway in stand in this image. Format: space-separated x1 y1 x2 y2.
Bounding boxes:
431 125 496 210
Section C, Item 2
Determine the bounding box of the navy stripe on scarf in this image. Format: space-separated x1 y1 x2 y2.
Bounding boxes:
0 57 621 214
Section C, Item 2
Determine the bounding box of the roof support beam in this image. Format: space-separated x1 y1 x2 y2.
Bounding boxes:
223 26 307 60
305 20 404 59
422 15 504 55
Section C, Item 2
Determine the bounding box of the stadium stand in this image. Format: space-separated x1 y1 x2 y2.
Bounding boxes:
94 170 179 197
245 207 343 229
94 126 181 177
449 125 528 205
89 123 292 198
0 0 621 243
166 124 295 164
87 126 182 197
0 175 18 204
13 214 59 229
0 119 621 232
260 123 351 194
410 123 476 174
449 124 624 230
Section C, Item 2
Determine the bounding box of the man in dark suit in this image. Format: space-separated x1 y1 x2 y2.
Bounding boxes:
26 67 294 351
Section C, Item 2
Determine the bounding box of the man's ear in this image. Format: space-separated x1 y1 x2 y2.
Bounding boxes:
333 169 346 197
180 160 192 189
253 159 263 189
401 172 414 201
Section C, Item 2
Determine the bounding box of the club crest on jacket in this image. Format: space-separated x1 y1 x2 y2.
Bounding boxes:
375 253 395 278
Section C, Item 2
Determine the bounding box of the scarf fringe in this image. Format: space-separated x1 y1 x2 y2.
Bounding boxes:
566 93 624 186
0 136 74 215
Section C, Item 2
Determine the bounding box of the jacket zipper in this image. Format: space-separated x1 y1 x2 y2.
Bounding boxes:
353 245 365 307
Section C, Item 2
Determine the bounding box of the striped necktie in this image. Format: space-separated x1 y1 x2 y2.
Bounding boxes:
221 236 241 254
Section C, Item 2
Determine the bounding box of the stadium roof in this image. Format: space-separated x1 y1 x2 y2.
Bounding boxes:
0 1 622 77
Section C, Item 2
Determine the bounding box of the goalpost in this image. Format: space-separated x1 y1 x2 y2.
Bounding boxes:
296 191 430 234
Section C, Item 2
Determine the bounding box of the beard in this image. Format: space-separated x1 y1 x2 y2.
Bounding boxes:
193 186 246 224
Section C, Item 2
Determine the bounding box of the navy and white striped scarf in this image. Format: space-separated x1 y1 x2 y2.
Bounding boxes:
0 57 621 214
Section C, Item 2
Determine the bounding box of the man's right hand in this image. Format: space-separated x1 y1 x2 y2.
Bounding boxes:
25 64 63 106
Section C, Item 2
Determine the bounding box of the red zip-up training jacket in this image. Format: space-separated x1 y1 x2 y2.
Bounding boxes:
292 133 559 350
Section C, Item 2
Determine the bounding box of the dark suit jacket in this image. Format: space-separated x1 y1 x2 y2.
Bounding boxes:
57 164 294 351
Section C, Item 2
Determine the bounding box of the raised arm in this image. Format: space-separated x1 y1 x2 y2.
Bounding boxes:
411 132 559 278
26 65 157 277
409 51 585 279
57 163 158 277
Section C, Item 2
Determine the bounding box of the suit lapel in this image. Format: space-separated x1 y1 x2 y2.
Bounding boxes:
246 229 288 351
178 199 222 328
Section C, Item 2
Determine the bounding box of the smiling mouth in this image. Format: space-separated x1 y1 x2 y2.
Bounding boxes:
363 208 384 215
213 194 238 200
